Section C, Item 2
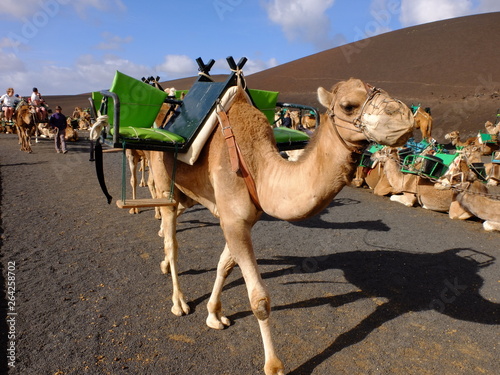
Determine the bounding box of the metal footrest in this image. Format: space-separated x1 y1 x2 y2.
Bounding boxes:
116 198 176 208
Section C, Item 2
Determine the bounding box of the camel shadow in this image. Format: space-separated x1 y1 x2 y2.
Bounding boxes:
212 247 498 374
1 161 47 167
272 248 498 374
261 198 390 231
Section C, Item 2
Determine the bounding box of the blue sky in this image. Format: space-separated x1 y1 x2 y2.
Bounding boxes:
1 0 499 95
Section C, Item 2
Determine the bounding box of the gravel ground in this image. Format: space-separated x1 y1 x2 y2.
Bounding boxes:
1 133 499 375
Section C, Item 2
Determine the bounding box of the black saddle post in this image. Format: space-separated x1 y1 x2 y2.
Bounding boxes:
196 58 215 81
226 56 247 71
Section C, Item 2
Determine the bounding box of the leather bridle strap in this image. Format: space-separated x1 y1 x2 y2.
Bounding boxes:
329 114 365 154
218 111 262 211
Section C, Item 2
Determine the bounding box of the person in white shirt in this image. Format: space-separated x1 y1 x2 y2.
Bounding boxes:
31 87 48 122
1 88 20 123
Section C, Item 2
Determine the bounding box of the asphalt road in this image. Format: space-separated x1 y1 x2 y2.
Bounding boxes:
1 133 499 375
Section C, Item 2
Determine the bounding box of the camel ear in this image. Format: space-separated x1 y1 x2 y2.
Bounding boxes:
317 87 334 109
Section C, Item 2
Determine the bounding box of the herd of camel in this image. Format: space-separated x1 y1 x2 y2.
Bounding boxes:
348 111 500 232
1 103 91 152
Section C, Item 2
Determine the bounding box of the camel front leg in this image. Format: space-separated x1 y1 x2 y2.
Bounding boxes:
221 220 284 375
206 244 235 329
159 201 190 316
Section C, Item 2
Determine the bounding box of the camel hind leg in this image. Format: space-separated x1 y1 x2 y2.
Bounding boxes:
126 150 140 214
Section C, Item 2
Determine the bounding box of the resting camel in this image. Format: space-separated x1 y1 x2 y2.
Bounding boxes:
449 181 500 231
71 107 91 130
141 78 414 375
412 105 432 140
445 130 476 147
15 104 36 153
484 120 500 135
64 121 79 142
445 130 498 155
370 147 454 211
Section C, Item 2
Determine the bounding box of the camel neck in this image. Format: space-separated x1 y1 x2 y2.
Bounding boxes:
254 115 363 221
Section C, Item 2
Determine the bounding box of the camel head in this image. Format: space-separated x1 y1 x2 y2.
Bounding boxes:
318 78 414 147
16 105 34 125
445 130 460 143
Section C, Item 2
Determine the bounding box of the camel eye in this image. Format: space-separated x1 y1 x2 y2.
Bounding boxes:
341 102 357 114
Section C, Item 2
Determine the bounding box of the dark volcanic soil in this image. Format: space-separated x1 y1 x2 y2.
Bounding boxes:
0 133 499 375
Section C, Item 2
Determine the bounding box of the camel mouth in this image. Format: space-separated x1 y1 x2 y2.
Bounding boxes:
357 95 415 147
361 113 414 147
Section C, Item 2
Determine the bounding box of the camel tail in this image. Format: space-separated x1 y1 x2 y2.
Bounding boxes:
94 141 113 204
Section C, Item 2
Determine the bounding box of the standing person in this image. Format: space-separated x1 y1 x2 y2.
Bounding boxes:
282 111 292 128
49 105 67 153
1 88 20 124
31 87 47 122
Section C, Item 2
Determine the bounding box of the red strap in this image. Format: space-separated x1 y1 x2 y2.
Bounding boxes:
218 111 262 210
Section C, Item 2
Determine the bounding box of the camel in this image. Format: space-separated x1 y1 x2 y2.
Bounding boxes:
484 120 500 135
445 130 498 155
15 104 36 153
38 122 55 138
449 180 500 231
140 78 414 375
445 130 476 147
371 147 455 211
411 105 432 140
71 107 91 130
485 159 500 186
64 121 79 142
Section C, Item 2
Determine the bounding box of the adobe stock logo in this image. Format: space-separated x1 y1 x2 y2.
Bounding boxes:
341 0 401 63
7 0 70 53
213 0 244 21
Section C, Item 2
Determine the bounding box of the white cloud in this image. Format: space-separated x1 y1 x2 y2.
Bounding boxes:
0 0 126 20
262 0 336 49
155 55 198 79
0 53 156 95
95 32 133 50
399 0 500 27
0 50 26 75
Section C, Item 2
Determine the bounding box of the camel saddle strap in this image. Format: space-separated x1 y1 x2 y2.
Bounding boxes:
218 111 262 211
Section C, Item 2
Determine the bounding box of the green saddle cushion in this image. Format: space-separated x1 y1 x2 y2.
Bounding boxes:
111 126 185 144
273 127 310 143
109 71 167 128
478 132 497 144
249 89 279 125
432 152 458 166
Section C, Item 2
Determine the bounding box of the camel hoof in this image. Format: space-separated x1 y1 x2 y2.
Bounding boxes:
129 207 139 214
206 314 230 330
264 358 285 375
172 301 190 316
483 221 500 232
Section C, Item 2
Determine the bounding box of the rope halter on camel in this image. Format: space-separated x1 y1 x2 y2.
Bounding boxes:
89 115 109 141
329 82 411 143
